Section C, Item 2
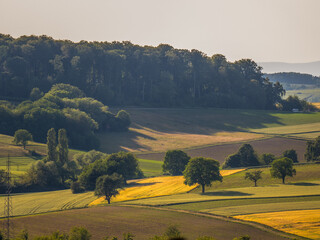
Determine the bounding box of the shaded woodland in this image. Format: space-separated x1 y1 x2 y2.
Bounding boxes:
0 34 285 109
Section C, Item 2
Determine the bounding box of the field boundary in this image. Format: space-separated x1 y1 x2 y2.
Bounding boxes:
121 204 310 240
125 194 320 208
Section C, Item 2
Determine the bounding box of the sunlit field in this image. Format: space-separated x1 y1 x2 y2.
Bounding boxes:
90 169 244 205
234 209 320 240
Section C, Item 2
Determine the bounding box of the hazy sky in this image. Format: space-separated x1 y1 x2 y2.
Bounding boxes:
0 0 319 63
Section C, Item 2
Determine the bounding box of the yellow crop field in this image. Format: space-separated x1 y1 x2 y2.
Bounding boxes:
90 169 244 205
234 209 320 239
312 102 320 109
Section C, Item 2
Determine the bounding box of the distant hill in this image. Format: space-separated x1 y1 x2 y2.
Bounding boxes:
259 61 320 76
265 72 320 86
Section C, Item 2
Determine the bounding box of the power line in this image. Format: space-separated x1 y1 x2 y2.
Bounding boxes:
3 154 13 240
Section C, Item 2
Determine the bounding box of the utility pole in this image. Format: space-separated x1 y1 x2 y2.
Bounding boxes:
3 154 13 240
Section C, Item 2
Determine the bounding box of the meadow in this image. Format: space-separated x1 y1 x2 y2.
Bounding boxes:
286 88 320 102
101 107 320 153
137 137 308 164
0 189 96 217
3 206 290 240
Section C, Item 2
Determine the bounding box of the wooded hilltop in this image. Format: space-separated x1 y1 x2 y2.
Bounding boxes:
0 34 285 109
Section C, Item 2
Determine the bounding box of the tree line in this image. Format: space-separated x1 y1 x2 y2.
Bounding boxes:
4 225 251 240
0 83 130 150
0 34 287 109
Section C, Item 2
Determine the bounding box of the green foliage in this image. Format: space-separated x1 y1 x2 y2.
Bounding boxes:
15 229 29 240
106 152 142 184
23 160 61 188
69 226 91 240
95 173 124 204
79 151 142 190
0 34 285 110
282 149 298 163
196 237 216 240
122 233 135 240
13 129 32 149
270 157 296 184
30 87 44 101
0 83 130 151
244 170 262 187
233 236 250 240
183 157 222 193
162 150 190 176
73 150 107 169
57 129 68 167
305 136 320 162
78 159 107 190
222 144 259 169
46 128 57 162
70 181 85 194
281 95 317 112
260 153 275 165
115 110 131 131
48 84 85 99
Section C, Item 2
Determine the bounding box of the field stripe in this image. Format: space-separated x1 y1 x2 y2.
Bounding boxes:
234 209 320 240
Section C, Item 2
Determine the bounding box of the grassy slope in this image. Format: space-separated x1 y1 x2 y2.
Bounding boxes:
0 189 96 218
286 88 320 102
0 133 85 159
4 206 289 240
99 108 320 154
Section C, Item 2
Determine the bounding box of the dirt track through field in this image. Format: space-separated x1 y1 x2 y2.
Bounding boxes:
7 206 291 240
137 137 307 164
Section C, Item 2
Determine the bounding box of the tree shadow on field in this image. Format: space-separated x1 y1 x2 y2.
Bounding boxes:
126 182 160 187
289 182 320 186
202 190 253 196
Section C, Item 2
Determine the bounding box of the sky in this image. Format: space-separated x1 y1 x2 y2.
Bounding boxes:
0 0 319 63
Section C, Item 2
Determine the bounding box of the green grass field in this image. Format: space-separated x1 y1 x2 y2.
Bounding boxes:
0 156 37 176
193 164 320 191
0 189 96 217
100 107 320 153
166 195 320 216
138 158 162 177
124 180 320 206
251 122 320 139
286 88 320 102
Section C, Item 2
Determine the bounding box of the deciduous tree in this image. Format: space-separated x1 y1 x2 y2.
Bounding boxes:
13 129 32 149
95 173 124 204
162 150 190 175
270 157 296 184
282 149 298 163
305 136 320 162
244 170 262 187
183 157 222 193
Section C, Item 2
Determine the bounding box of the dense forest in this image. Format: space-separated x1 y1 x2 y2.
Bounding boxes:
0 84 130 150
0 34 286 109
265 72 320 89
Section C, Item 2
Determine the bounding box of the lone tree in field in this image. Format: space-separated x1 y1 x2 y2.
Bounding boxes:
13 129 33 149
162 150 190 175
95 173 124 204
305 136 320 162
270 157 296 184
244 170 262 187
282 149 298 163
46 128 57 162
183 157 222 193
